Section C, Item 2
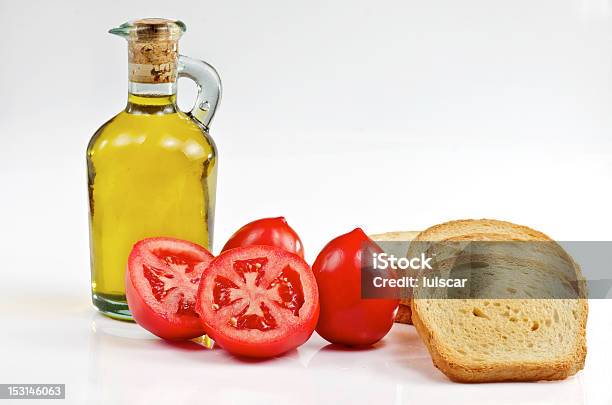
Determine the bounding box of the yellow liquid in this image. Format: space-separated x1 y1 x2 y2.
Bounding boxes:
87 94 217 319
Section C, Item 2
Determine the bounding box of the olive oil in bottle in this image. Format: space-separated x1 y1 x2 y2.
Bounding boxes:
87 19 221 320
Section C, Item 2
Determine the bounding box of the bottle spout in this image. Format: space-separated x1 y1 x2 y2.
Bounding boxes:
108 19 186 40
108 22 132 38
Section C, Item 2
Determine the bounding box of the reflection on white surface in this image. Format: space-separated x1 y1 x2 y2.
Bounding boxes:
82 311 587 405
0 293 608 404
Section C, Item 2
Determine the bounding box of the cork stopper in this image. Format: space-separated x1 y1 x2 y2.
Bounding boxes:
111 19 186 84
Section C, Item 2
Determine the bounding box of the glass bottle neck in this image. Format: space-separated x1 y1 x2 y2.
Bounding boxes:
126 81 178 114
128 81 176 96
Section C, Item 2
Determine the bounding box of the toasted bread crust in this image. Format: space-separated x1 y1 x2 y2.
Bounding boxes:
413 219 554 242
394 304 412 324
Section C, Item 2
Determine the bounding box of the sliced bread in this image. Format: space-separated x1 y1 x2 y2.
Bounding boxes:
409 219 587 382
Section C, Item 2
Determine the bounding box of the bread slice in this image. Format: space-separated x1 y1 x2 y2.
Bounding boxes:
370 231 420 242
369 231 419 324
410 219 587 382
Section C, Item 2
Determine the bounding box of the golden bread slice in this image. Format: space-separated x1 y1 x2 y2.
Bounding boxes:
409 219 587 382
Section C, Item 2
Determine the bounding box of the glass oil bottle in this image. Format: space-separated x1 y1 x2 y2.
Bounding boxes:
87 19 221 320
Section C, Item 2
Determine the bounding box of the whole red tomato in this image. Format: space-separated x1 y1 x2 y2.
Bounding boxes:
312 228 399 346
221 217 304 258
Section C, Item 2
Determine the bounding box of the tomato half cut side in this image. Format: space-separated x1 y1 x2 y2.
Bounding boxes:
126 237 214 340
195 245 319 358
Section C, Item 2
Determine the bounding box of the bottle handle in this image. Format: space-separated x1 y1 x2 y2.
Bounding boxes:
177 55 222 131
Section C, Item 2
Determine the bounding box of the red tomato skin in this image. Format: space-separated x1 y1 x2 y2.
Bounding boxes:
125 237 214 341
312 228 399 346
195 245 319 358
221 217 304 258
126 272 205 340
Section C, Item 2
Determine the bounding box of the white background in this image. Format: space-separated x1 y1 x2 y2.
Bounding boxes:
1 1 611 404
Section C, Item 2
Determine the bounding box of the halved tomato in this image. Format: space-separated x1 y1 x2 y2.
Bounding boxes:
126 237 214 340
195 245 319 358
